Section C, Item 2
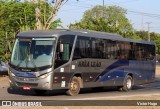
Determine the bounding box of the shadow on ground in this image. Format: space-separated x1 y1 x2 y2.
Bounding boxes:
7 83 155 97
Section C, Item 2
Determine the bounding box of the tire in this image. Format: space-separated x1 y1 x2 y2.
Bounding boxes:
34 90 47 95
120 75 133 92
66 76 81 96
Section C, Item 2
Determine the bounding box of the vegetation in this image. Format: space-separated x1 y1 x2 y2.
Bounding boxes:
0 2 159 62
69 6 139 39
69 5 160 54
135 31 160 53
0 0 62 61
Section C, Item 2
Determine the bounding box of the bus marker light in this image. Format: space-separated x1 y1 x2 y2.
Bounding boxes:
89 76 93 79
23 86 31 90
61 81 66 87
72 65 75 69
54 77 58 79
60 68 64 72
61 77 66 79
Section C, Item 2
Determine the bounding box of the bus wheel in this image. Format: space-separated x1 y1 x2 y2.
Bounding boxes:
121 75 133 91
34 89 47 95
66 76 81 96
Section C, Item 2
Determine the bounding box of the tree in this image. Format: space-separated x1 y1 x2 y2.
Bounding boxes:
69 5 137 38
0 1 63 61
0 0 66 61
33 0 68 30
155 40 160 54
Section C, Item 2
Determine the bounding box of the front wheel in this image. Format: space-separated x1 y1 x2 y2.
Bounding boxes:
66 76 81 96
119 75 133 92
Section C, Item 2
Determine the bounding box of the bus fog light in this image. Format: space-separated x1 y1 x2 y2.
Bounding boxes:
39 73 49 79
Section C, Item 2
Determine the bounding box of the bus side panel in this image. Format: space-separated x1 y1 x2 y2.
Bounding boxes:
143 60 156 82
70 59 129 88
52 64 73 89
128 60 155 85
70 59 114 88
95 60 129 86
52 59 156 90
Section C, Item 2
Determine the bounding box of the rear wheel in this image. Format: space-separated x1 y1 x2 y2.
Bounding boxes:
34 90 47 95
119 75 133 91
66 76 81 96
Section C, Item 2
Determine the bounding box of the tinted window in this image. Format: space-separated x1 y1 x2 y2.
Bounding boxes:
55 35 75 68
73 36 90 59
73 36 155 61
73 36 118 59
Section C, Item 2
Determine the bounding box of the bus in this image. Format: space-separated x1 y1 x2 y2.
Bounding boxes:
8 29 156 96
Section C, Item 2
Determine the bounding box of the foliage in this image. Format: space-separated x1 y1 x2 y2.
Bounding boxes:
155 40 160 54
69 5 140 39
0 1 160 62
136 31 160 41
34 0 66 30
69 5 160 53
135 30 160 53
0 0 62 61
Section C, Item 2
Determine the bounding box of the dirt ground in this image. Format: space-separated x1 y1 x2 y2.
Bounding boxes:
1 64 160 109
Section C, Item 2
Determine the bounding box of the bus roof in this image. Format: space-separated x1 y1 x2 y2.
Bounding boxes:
16 29 155 45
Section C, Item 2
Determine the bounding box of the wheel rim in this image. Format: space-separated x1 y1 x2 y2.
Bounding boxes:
126 78 132 89
70 80 79 93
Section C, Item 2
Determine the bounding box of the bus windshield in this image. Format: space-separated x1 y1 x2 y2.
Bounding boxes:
11 38 56 69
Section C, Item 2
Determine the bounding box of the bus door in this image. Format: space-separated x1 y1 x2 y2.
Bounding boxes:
53 35 75 89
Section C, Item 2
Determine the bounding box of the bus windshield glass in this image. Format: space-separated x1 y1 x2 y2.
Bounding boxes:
11 38 56 69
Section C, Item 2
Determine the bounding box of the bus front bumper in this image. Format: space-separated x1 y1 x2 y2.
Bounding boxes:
9 73 53 90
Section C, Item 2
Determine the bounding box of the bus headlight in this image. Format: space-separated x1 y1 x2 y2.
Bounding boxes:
39 73 49 79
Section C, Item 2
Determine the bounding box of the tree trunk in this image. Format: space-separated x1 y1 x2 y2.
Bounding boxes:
33 0 66 30
35 7 42 30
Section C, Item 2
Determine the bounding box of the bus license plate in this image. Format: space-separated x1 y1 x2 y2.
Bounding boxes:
23 86 31 90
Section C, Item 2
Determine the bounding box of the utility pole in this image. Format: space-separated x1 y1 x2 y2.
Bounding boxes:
146 22 152 42
103 0 104 7
102 0 105 31
103 0 104 17
141 13 144 31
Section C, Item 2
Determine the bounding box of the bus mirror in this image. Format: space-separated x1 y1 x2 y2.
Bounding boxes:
60 44 64 52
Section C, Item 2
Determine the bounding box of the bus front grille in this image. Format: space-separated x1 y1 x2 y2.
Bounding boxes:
16 82 38 87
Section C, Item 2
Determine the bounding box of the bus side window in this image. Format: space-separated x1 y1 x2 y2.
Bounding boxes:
147 45 155 60
73 36 90 59
73 39 81 59
91 38 97 58
55 35 75 68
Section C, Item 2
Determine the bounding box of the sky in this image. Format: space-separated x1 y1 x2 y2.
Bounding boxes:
56 0 160 33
